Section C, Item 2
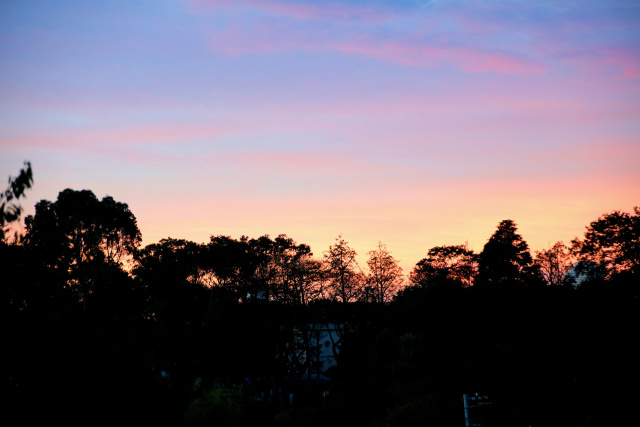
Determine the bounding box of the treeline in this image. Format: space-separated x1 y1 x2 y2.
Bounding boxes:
1 167 638 425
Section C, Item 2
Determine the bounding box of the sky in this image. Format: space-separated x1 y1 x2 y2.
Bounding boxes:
1 0 639 273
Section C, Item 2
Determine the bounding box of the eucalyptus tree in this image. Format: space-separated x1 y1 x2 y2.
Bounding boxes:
410 244 477 289
24 189 141 303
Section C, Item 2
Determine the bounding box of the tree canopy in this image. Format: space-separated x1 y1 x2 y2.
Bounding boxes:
24 189 141 302
572 206 640 279
477 219 540 287
410 244 476 289
366 241 404 303
534 241 575 286
323 235 364 303
25 189 141 265
4 178 637 425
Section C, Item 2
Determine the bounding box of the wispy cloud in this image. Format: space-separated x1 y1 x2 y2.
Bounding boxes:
209 23 546 74
2 0 638 266
198 0 639 76
188 0 395 21
0 122 238 149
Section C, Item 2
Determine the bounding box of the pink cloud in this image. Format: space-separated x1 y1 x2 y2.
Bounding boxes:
328 39 547 74
198 1 639 78
195 0 548 74
211 23 546 74
584 48 640 79
188 0 393 21
531 41 640 80
527 18 640 80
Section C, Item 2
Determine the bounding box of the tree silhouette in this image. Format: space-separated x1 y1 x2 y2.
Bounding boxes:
204 234 324 303
3 182 637 425
24 189 141 303
366 242 404 303
263 234 323 305
323 235 364 303
477 219 540 287
534 241 575 286
135 238 204 286
206 235 249 293
1 161 33 242
410 244 476 289
1 162 35 316
205 235 269 302
572 206 640 279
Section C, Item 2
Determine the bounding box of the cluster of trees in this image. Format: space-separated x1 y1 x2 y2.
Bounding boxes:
6 186 404 309
412 212 639 291
4 166 635 309
2 163 638 425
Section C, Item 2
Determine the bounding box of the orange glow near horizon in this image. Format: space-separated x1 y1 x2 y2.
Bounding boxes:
2 0 639 276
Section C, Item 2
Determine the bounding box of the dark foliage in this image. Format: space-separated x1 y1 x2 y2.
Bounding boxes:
1 160 33 241
477 219 543 288
3 180 637 426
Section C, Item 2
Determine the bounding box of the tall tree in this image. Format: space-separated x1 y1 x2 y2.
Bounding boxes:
366 242 404 303
264 234 323 305
477 219 540 287
572 206 640 279
134 238 210 324
323 235 364 303
24 189 141 302
205 235 264 302
535 241 575 286
26 189 141 266
285 256 324 305
410 244 477 289
135 238 204 287
1 162 34 313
